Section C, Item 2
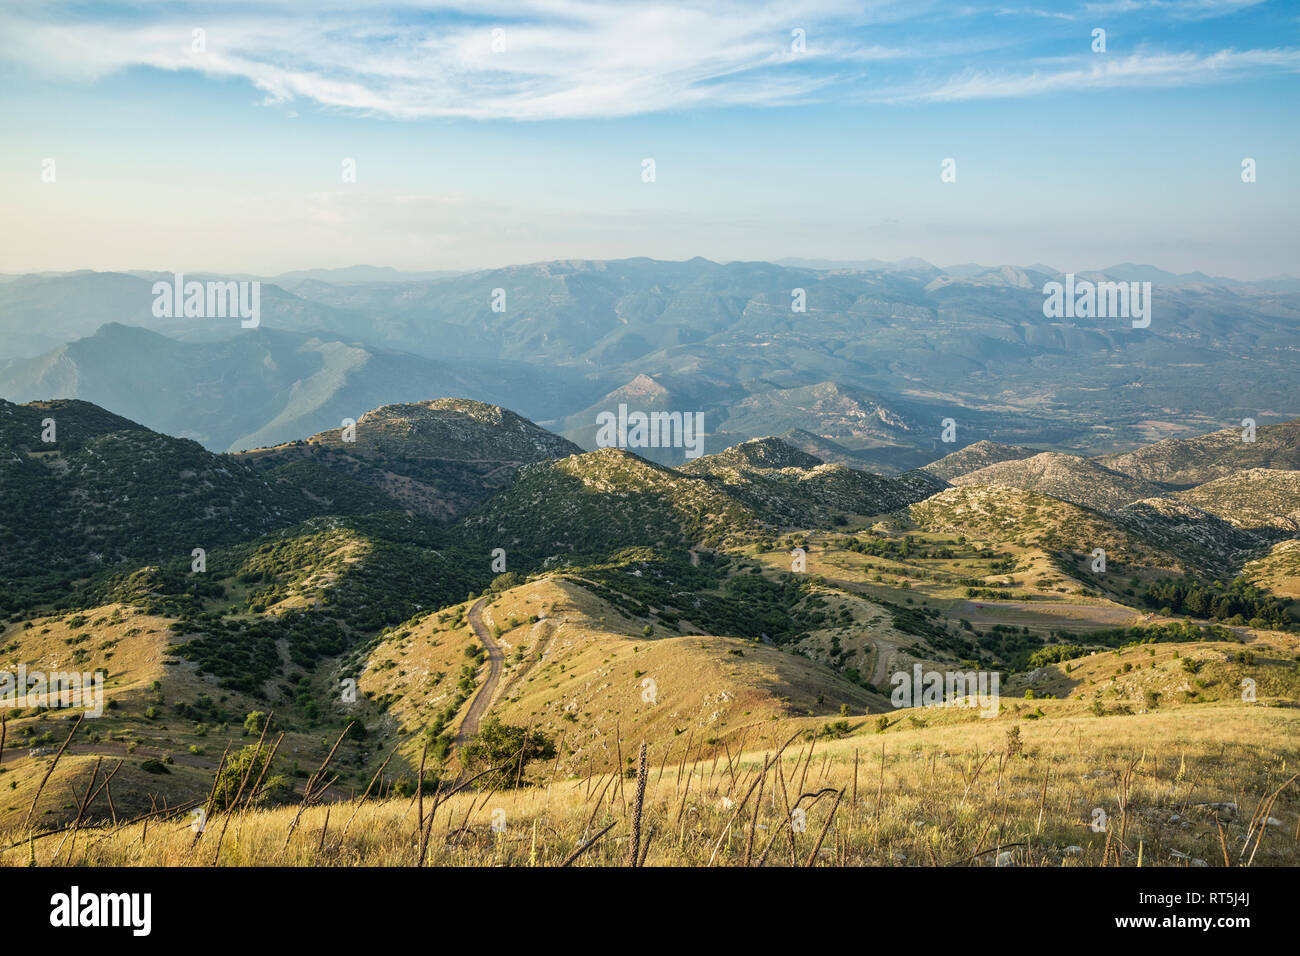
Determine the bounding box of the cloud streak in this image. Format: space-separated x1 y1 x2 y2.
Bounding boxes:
0 1 1295 118
887 47 1300 102
0 1 902 119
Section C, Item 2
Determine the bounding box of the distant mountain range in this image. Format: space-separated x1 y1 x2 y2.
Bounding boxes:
2 258 1298 466
0 323 599 452
774 258 1300 289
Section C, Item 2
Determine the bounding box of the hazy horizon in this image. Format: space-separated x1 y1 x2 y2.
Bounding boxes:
3 255 1295 285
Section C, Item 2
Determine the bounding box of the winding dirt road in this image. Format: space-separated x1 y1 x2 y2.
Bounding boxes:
870 638 899 687
455 598 504 745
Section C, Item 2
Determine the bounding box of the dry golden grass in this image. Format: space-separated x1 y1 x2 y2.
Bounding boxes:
0 603 364 827
4 532 1297 868
365 577 878 775
5 700 1296 868
1244 540 1300 600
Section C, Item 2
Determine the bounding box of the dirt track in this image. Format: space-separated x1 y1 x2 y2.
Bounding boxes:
455 597 504 745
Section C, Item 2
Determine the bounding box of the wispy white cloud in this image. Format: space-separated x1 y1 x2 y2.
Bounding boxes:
0 1 915 119
882 46 1300 101
1082 0 1266 20
0 1 1294 118
994 7 1079 20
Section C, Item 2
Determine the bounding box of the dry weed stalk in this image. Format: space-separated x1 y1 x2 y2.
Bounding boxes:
23 712 82 828
627 741 647 866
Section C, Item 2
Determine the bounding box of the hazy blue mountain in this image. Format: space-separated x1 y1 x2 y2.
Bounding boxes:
5 258 1299 461
267 265 461 287
0 323 599 452
0 270 367 360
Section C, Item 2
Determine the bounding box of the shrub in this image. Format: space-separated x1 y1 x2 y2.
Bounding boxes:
243 711 274 736
1004 725 1023 758
211 744 284 810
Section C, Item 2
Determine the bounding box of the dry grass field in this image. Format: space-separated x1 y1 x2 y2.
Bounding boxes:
2 529 1297 868
4 699 1295 867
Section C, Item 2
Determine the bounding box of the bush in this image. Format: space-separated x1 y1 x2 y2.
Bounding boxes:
820 719 851 739
243 711 274 736
211 744 284 810
1004 725 1023 758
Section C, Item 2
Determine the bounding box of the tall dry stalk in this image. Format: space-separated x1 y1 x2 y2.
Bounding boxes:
675 731 693 792
209 713 275 862
743 755 768 867
1035 768 1050 836
627 741 647 866
23 712 82 828
804 789 843 867
415 737 429 857
283 721 354 849
341 742 397 839
562 821 614 867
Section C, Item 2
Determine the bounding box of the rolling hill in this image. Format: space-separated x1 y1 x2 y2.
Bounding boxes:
921 439 1039 481
949 452 1167 512
1175 469 1300 534
239 399 582 523
1100 419 1300 487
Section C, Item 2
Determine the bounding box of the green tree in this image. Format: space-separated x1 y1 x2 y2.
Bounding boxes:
489 572 523 592
460 718 556 789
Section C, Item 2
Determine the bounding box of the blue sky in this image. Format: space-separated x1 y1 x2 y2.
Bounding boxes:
1 0 1296 277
